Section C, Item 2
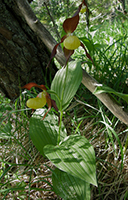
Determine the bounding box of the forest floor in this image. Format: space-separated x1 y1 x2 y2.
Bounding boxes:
1 101 128 200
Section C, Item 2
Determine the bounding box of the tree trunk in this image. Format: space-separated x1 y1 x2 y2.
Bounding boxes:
0 0 56 100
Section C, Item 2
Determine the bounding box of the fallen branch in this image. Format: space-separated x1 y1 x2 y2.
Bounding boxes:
16 0 128 125
82 70 128 125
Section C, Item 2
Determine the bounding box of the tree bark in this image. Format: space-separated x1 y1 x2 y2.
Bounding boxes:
0 0 56 100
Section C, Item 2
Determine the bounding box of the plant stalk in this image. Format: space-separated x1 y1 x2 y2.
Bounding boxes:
57 64 69 144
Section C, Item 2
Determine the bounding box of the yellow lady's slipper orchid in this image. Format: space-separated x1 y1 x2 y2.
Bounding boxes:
21 82 58 120
26 91 47 109
47 0 94 67
63 36 80 50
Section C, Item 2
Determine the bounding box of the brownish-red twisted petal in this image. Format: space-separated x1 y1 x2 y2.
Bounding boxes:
63 47 74 66
41 94 52 120
47 35 67 68
21 82 47 91
51 99 60 124
80 42 94 65
63 0 88 33
46 43 60 68
63 15 79 33
42 95 59 120
51 99 59 112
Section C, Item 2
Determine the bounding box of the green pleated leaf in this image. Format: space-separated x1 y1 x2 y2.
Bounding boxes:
52 168 90 200
29 108 67 156
51 60 82 110
44 135 97 186
94 85 128 104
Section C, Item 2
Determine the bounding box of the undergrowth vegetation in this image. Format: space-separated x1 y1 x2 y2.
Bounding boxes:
0 0 128 199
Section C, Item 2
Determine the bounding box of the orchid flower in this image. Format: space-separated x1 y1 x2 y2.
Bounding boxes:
47 0 93 67
21 82 58 120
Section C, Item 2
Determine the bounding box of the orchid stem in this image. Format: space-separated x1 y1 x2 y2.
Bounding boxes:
57 63 69 145
58 110 63 145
